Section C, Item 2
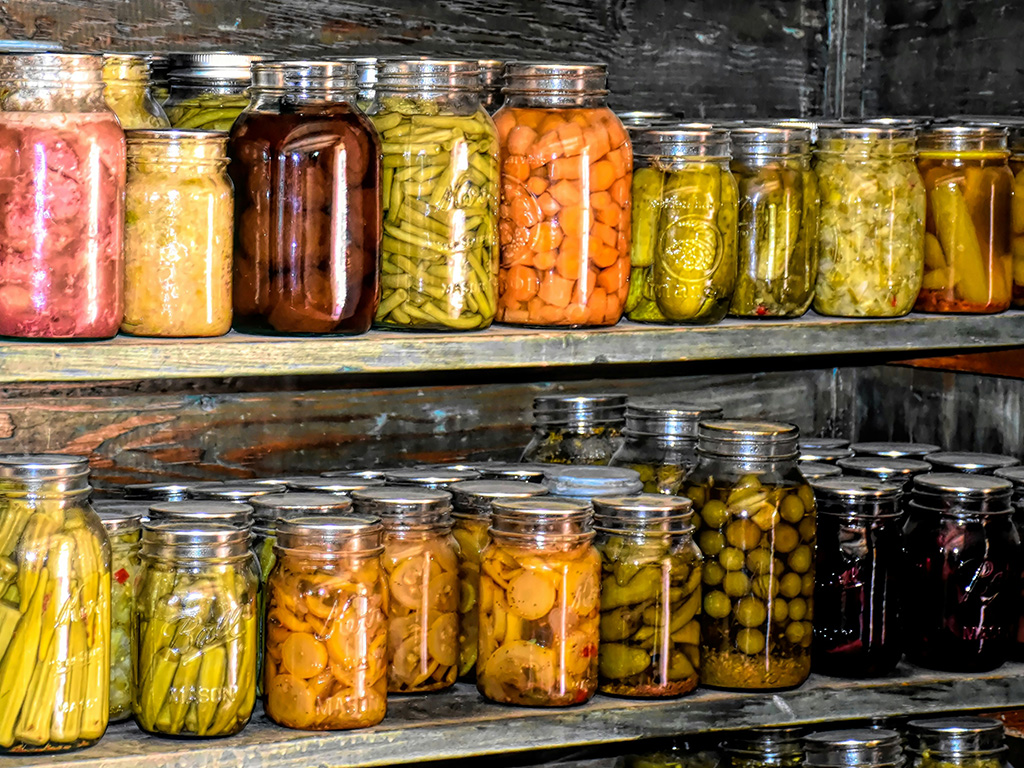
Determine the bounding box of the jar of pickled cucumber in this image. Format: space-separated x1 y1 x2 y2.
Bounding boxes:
804 730 905 768
477 463 549 483
837 457 931 493
384 467 483 490
285 476 385 495
122 481 191 502
812 479 903 678
593 494 701 698
148 500 254 528
98 507 142 723
916 126 1013 314
723 727 805 768
350 487 460 693
495 63 632 327
799 462 842 481
102 53 170 129
729 127 819 318
814 125 925 317
265 516 388 730
903 473 1020 671
371 59 499 331
522 393 628 465
681 421 815 690
449 480 549 680
134 522 258 737
546 466 643 500
165 52 262 130
907 717 1007 768
478 498 601 706
186 482 285 504
850 442 941 460
610 402 724 494
925 452 1020 475
0 455 111 753
627 126 739 324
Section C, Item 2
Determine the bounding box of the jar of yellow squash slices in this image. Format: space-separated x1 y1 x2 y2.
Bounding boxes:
478 498 601 706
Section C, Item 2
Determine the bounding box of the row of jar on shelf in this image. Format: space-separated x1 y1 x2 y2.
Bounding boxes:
3 50 1023 340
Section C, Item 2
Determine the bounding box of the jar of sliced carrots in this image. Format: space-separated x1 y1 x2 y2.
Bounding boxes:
627 126 739 324
494 63 632 327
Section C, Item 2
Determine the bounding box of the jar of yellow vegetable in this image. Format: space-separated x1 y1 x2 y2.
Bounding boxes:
477 498 601 706
102 53 170 129
98 507 142 723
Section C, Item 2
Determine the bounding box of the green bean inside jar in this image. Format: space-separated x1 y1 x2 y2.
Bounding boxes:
370 59 500 331
164 52 263 131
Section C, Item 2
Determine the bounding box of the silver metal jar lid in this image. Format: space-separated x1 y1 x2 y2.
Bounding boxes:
838 456 933 483
142 521 250 559
803 729 904 768
478 59 503 87
850 442 941 459
252 60 357 91
475 463 549 483
593 493 693 532
545 466 643 498
697 420 800 460
122 481 191 501
186 481 286 502
322 468 388 481
0 53 104 84
167 52 262 81
97 506 144 535
730 125 811 156
918 124 1009 153
532 394 628 427
801 437 850 452
623 401 724 440
490 498 593 536
503 62 607 96
275 514 384 553
0 453 90 480
250 493 353 527
811 478 903 517
450 480 549 518
994 466 1024 501
910 473 1013 515
93 499 151 520
926 451 1020 475
723 727 805 759
350 486 452 523
384 467 483 489
285 476 385 494
817 124 917 143
799 447 855 463
800 462 843 480
375 59 480 91
618 110 677 127
633 124 731 159
148 500 254 527
906 717 1005 757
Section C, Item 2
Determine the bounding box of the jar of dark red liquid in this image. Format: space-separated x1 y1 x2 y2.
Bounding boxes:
0 53 125 338
902 473 1021 671
995 465 1024 657
229 60 381 334
812 478 903 678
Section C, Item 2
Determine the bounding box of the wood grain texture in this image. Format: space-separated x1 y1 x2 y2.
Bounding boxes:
0 0 826 115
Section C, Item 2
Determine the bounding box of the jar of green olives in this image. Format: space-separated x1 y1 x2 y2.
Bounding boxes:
522 394 628 465
609 401 724 494
681 420 815 690
907 718 1007 768
98 507 142 723
723 727 805 768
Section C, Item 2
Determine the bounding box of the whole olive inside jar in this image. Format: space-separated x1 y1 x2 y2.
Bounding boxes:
837 456 932 493
102 53 170 129
593 494 701 698
229 60 381 335
609 401 724 495
722 727 805 768
803 730 905 768
850 441 941 460
925 451 1020 475
98 507 142 723
522 393 627 465
902 473 1020 671
906 717 1007 768
165 52 262 130
681 420 816 690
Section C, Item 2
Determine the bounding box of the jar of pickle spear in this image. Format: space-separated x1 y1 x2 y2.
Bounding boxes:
722 727 805 768
729 126 819 318
134 522 259 737
682 421 816 690
98 507 142 723
916 125 1013 313
351 487 460 693
522 393 627 465
102 53 170 129
371 59 499 331
627 125 739 323
478 498 601 706
0 455 111 753
593 494 702 698
264 516 388 730
449 480 549 680
610 401 724 494
813 124 925 317
165 52 262 130
907 717 1008 768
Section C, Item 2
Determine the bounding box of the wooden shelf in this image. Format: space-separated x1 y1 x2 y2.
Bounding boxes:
7 664 1024 768
1 312 1024 383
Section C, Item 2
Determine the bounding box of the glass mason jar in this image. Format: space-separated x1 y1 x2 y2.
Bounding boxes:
165 52 262 130
102 53 170 129
230 60 381 335
729 127 819 318
813 125 926 317
264 516 388 731
147 500 254 528
479 59 504 113
353 56 376 112
907 717 1007 768
723 727 805 768
837 457 932 493
627 126 739 324
610 402 725 495
384 467 482 490
800 462 843 481
122 481 191 502
851 442 942 460
916 126 1013 313
812 478 903 678
0 455 111 753
926 452 1020 475
350 488 459 693
1010 127 1024 307
477 463 549 483
798 446 854 464
285 476 385 495
494 63 632 327
522 393 628 465
478 498 600 706
449 480 549 680
546 466 644 501
0 53 125 339
803 730 905 768
186 482 285 504
593 494 702 698
681 421 816 690
369 60 498 332
902 473 1020 671
123 130 233 337
98 507 142 723
147 53 170 104
133 522 259 737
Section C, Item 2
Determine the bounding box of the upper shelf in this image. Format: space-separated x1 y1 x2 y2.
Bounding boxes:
1 311 1023 383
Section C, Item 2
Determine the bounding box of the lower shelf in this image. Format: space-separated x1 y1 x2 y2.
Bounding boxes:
6 663 1024 768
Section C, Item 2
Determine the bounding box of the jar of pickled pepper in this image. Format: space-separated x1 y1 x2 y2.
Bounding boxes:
682 420 816 690
593 494 702 698
371 59 499 331
98 507 142 723
494 63 632 327
610 402 724 495
627 126 739 324
916 125 1013 313
837 456 932 493
478 498 601 706
0 455 111 753
134 522 258 737
264 516 388 731
803 730 905 768
102 53 170 129
729 126 819 318
350 487 460 693
165 52 262 130
522 393 627 465
907 717 1008 768
722 727 805 768
925 452 1020 475
851 442 941 460
449 480 549 680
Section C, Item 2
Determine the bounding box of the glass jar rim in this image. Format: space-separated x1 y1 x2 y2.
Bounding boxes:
503 61 608 96
275 514 383 551
141 520 250 558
